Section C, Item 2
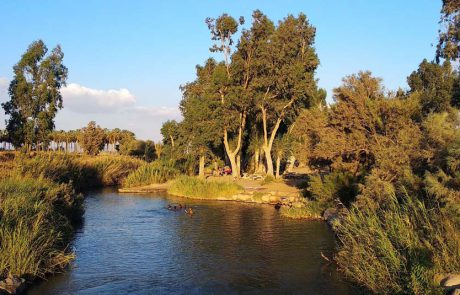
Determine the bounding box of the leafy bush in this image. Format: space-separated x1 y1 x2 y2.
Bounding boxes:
334 192 460 294
122 160 179 188
306 171 359 210
168 176 242 199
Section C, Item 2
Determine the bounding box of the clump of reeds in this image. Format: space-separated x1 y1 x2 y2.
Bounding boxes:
334 191 460 294
168 175 242 199
122 160 178 188
0 176 83 279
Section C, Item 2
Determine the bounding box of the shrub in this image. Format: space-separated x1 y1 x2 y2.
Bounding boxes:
334 192 460 294
306 171 359 210
168 175 242 199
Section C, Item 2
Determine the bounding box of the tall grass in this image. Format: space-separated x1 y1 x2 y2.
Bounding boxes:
168 175 243 199
279 201 323 219
334 192 460 294
0 152 16 179
76 155 143 187
122 160 178 188
15 153 143 190
0 177 83 279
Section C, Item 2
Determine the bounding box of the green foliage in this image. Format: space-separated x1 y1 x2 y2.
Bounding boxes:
78 121 105 156
408 60 459 113
0 176 83 278
279 201 322 219
306 171 359 209
122 160 179 188
16 153 142 189
1 40 68 149
335 192 460 294
168 176 242 199
437 0 460 62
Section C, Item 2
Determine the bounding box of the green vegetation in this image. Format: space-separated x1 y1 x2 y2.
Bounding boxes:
0 2 459 294
168 176 243 199
279 201 322 219
335 193 459 294
16 153 143 189
122 160 179 188
0 176 83 279
1 40 67 151
0 152 142 283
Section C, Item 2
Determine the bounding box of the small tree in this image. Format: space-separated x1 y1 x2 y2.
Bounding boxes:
79 121 105 156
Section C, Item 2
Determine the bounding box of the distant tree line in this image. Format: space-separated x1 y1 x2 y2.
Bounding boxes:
0 40 161 160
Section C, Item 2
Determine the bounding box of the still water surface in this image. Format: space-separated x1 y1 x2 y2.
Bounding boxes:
28 189 356 295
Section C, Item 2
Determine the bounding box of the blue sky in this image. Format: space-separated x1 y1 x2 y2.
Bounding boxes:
0 0 441 140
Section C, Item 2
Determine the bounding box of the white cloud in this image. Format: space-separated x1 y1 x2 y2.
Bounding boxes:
0 80 181 140
54 82 181 140
0 77 8 103
61 83 136 113
131 106 181 117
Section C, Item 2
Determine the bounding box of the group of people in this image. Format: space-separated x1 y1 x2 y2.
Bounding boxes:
212 166 232 176
167 204 194 216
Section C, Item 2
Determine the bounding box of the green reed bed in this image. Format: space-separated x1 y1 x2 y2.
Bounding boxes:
168 175 243 199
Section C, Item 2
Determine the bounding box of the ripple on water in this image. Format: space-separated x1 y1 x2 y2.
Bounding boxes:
27 188 356 295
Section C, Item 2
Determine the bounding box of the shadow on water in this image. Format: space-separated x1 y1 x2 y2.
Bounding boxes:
27 188 360 295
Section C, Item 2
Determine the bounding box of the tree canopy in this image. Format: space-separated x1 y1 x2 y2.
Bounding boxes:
2 40 68 150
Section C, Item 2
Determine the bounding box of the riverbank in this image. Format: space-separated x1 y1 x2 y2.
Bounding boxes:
118 175 322 219
0 152 143 294
27 189 354 294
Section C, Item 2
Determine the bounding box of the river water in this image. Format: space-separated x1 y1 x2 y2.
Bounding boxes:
28 189 356 295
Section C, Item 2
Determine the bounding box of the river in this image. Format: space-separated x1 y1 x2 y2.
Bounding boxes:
28 188 356 295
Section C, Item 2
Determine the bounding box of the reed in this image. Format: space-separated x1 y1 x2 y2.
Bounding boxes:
122 160 178 188
0 176 83 279
334 192 460 294
168 175 242 199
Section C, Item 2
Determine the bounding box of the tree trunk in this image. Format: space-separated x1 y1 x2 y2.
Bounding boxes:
222 112 246 178
228 152 238 177
264 146 274 176
261 106 282 177
275 154 281 179
199 155 205 178
254 149 259 173
236 154 241 177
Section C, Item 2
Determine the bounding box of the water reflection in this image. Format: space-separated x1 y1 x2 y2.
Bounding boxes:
28 189 356 295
